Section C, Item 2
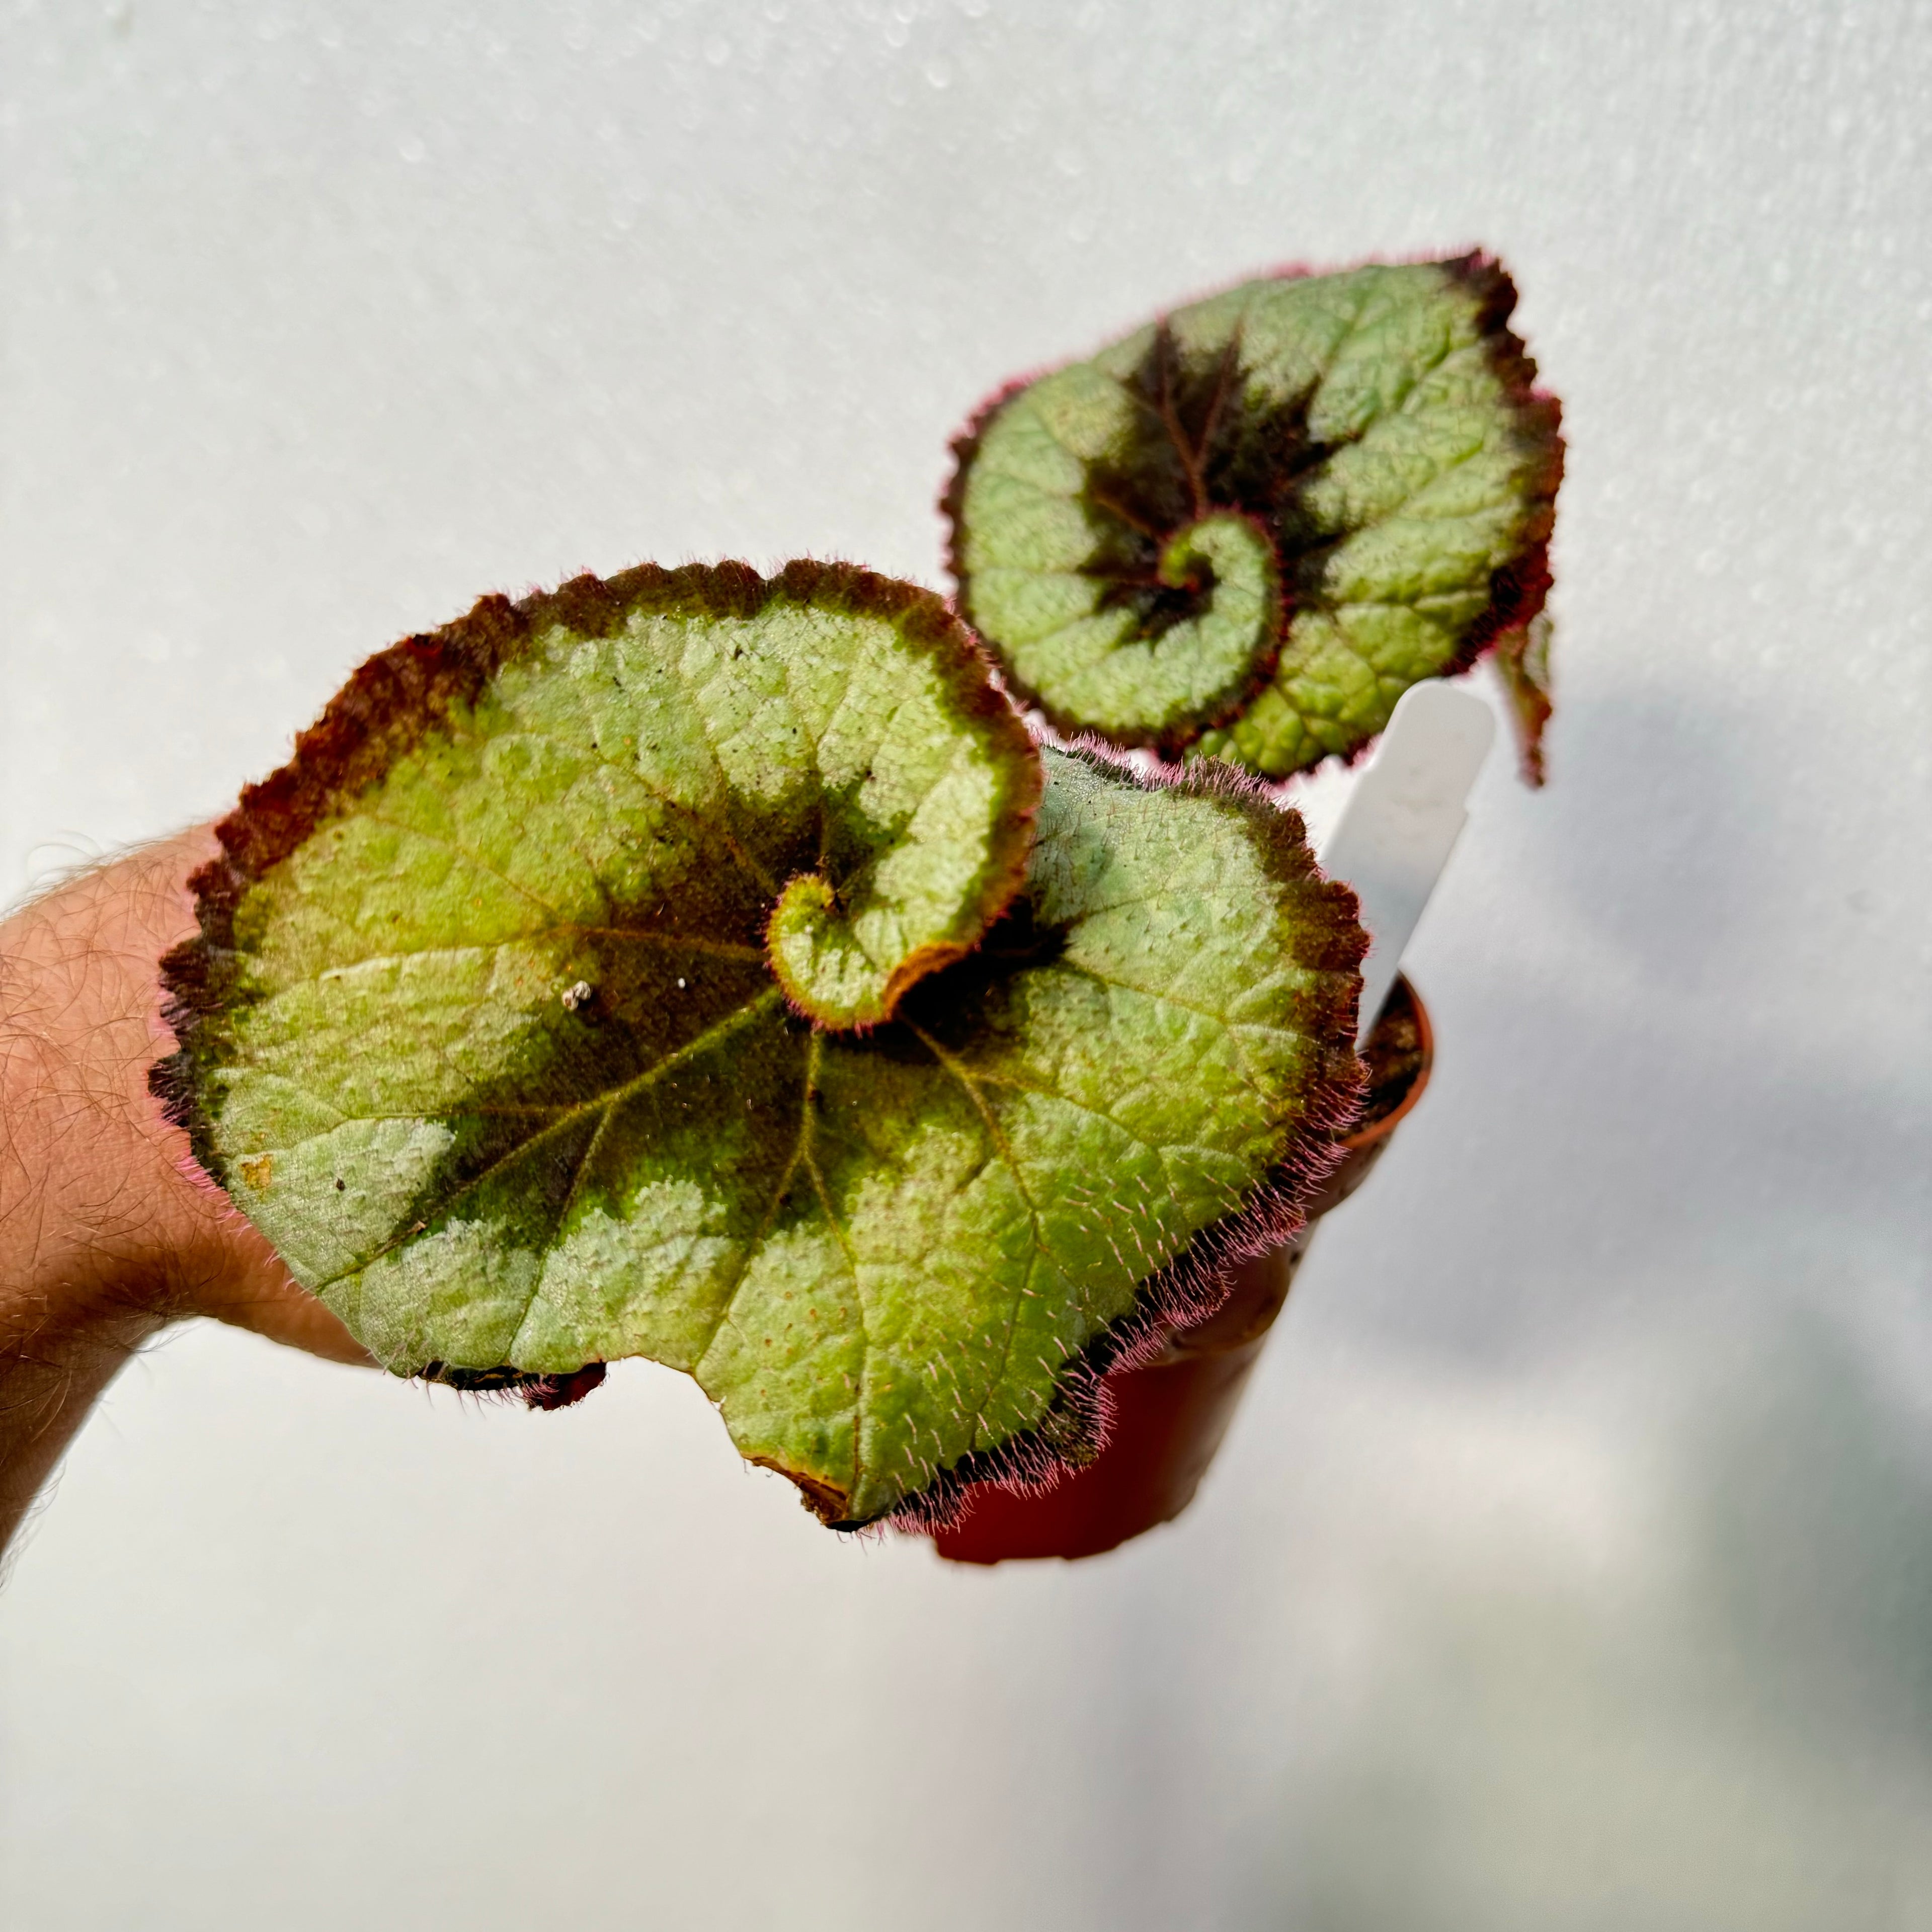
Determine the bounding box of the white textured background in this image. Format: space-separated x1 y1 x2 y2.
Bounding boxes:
3 3 1928 1927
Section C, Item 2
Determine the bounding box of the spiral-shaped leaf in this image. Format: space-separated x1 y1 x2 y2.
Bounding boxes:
155 561 1364 1526
946 255 1563 777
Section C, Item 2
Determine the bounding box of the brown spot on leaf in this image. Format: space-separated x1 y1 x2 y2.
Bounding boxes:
748 1456 853 1526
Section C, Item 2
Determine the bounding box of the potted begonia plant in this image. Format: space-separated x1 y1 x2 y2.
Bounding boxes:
152 254 1559 1549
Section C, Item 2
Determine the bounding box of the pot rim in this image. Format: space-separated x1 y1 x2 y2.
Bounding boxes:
1341 973 1434 1153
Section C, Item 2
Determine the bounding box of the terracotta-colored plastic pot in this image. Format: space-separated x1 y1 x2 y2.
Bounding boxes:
930 977 1434 1565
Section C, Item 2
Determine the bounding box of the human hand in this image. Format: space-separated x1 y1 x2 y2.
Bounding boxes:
0 830 370 1552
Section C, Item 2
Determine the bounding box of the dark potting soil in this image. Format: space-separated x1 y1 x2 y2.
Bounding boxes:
1355 977 1426 1132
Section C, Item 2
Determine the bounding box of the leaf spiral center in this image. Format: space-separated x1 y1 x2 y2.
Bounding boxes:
768 869 936 1029
1151 511 1282 679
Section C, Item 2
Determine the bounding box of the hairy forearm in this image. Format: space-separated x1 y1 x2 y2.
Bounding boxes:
0 832 366 1553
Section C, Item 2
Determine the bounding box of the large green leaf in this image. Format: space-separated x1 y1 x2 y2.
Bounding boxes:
946 255 1563 777
156 561 1363 1526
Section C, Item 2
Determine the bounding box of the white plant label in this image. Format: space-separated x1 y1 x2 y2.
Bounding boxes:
1316 682 1495 1046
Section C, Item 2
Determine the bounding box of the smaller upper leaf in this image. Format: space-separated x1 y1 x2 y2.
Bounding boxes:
945 255 1564 779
